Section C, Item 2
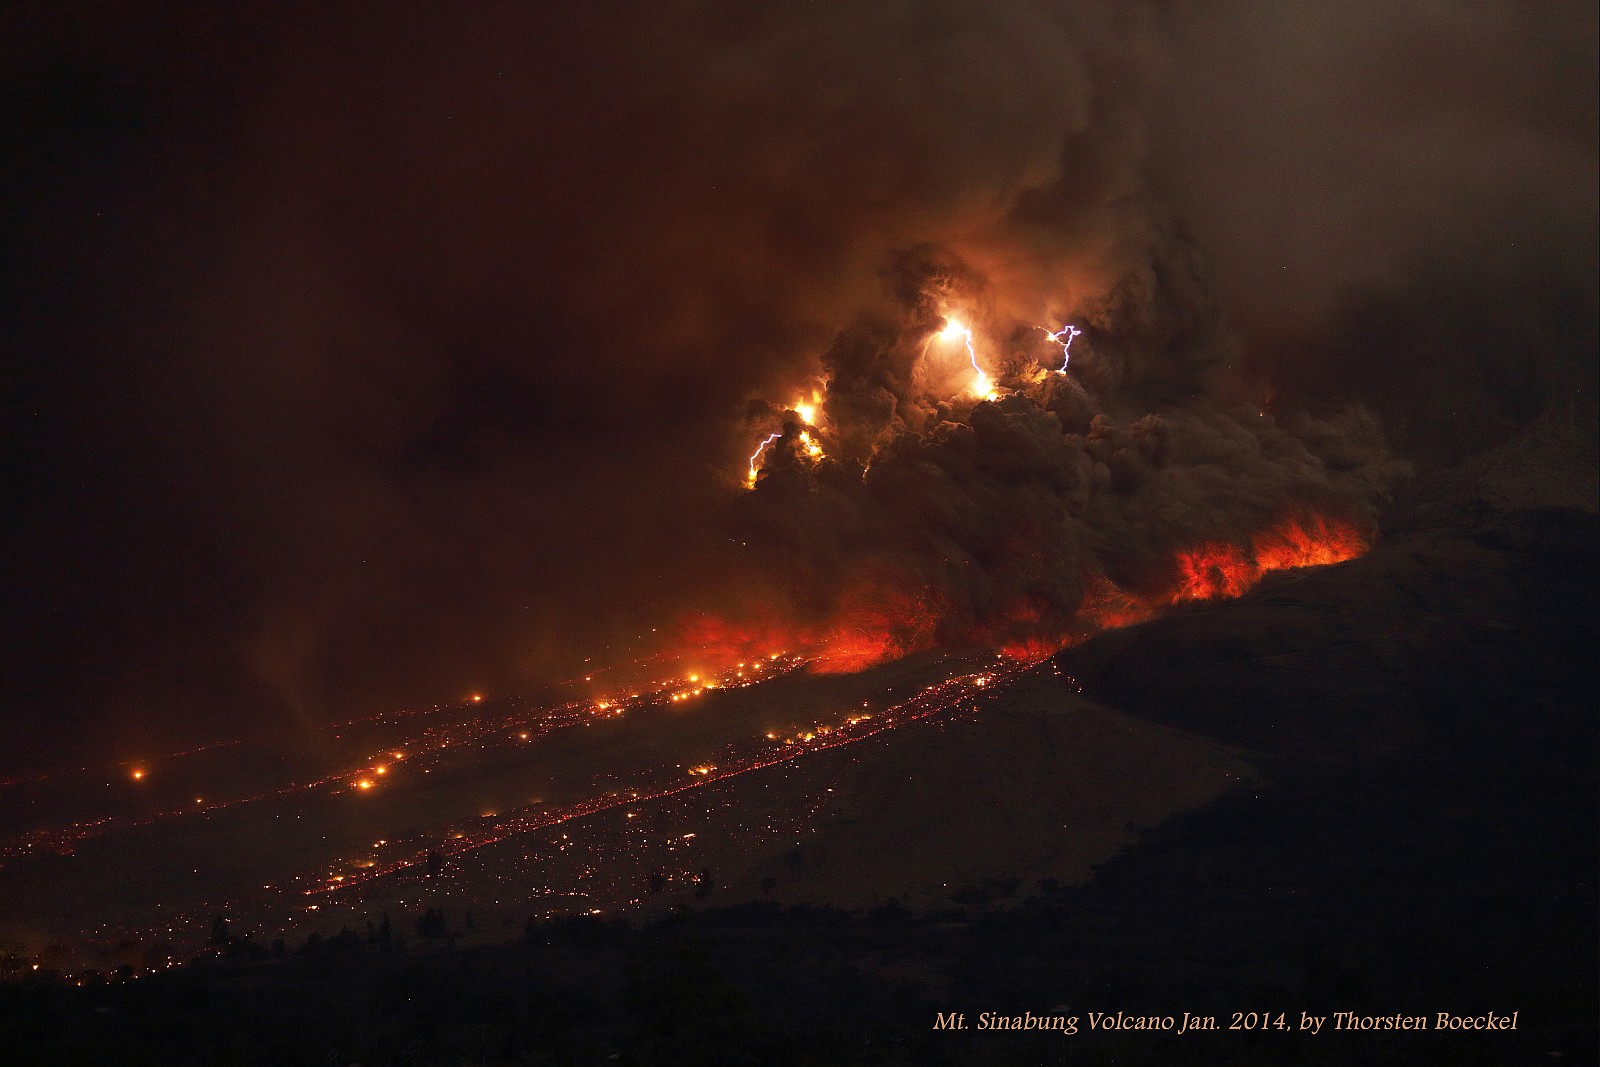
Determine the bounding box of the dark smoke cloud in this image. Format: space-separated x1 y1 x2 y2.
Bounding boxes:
736 244 1405 654
1153 0 1598 460
1 2 1591 762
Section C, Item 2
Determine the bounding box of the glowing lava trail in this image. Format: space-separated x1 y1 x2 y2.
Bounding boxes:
0 657 806 862
306 659 1034 902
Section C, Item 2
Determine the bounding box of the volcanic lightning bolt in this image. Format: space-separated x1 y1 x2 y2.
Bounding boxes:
940 317 998 401
1043 323 1081 372
733 296 1376 669
746 432 781 488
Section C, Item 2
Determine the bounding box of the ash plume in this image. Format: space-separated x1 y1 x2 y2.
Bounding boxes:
733 240 1407 660
1 1 1592 757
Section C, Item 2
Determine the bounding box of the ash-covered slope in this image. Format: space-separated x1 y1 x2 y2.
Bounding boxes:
1057 504 1595 753
720 449 1596 1044
4 494 1592 1067
990 496 1595 1041
712 673 1254 910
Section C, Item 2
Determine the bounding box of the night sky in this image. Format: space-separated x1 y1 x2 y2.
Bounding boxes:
3 2 1594 766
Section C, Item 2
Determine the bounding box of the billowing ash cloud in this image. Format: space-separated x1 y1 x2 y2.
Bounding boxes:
732 240 1406 662
2 1 1591 756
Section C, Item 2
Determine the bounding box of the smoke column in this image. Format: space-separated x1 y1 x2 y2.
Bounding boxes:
1 1 1591 758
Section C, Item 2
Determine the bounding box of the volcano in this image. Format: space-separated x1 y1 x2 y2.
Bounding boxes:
3 3 1594 1064
2 418 1594 1062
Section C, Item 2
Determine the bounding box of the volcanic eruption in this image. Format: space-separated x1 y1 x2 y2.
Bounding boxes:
1 6 1593 1061
716 243 1401 672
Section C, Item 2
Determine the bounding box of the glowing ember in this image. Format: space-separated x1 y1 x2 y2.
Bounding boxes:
811 585 940 674
812 628 903 674
680 507 1366 691
992 513 1370 666
1078 575 1158 631
1253 512 1369 573
1170 513 1368 604
998 634 1074 663
1170 542 1257 602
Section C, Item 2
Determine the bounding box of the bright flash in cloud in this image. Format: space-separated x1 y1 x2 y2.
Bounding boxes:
940 317 998 400
1041 323 1081 372
746 431 781 488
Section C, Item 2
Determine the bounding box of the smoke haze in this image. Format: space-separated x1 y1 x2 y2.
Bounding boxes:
2 1 1593 762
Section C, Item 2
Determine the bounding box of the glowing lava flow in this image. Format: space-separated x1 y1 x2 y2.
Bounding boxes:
0 657 807 863
305 661 1034 902
1042 323 1081 372
940 317 998 401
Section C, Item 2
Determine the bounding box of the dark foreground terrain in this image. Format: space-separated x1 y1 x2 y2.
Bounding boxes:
2 497 1594 1066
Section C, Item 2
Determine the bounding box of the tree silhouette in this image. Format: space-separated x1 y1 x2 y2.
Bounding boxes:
416 908 448 941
